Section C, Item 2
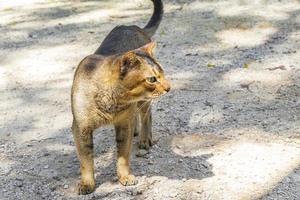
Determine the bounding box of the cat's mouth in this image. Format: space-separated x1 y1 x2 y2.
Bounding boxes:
145 92 166 100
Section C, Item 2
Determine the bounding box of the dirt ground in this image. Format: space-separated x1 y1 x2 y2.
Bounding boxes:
1 0 300 199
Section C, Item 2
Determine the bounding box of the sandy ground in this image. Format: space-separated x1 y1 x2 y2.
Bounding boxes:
1 0 300 199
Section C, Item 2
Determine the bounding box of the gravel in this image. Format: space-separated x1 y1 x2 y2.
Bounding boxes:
1 0 300 199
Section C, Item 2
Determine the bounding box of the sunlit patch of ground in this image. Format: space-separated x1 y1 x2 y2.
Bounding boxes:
169 71 197 89
0 67 8 88
171 130 300 199
188 1 300 21
1 0 300 199
216 25 277 48
189 109 225 126
1 44 78 82
0 154 13 176
214 57 298 102
219 66 291 87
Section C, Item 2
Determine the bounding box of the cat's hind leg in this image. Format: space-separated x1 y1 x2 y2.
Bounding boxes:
133 114 140 137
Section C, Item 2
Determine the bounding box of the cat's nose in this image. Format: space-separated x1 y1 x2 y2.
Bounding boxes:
163 81 171 92
165 85 170 92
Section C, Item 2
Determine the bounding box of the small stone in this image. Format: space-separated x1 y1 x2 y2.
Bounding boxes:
136 149 149 157
52 176 60 181
204 100 213 107
50 185 56 191
137 187 144 195
201 163 210 169
16 177 23 181
157 108 165 111
16 181 23 187
43 152 50 156
223 105 230 109
131 188 138 196
63 184 69 189
0 164 12 175
169 191 178 198
178 159 183 163
44 165 49 169
148 160 154 165
112 177 118 182
28 34 37 39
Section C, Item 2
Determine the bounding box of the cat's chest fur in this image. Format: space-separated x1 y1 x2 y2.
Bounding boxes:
94 91 130 114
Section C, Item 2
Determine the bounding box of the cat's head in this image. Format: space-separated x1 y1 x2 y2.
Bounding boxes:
115 42 171 103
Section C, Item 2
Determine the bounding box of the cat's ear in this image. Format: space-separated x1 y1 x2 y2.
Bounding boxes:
119 51 140 78
140 41 156 55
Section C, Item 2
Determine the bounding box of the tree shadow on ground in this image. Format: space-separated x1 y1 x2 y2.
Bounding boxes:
1 0 300 199
260 164 300 200
0 123 215 199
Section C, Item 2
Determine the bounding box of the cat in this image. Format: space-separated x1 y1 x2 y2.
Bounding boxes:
71 0 170 195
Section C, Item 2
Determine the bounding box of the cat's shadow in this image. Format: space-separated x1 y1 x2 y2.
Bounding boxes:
93 134 214 186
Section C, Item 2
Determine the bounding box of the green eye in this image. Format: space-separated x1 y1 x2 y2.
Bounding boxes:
147 76 157 83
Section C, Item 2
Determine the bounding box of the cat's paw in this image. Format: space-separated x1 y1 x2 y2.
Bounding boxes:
77 182 95 195
119 174 138 186
139 138 153 150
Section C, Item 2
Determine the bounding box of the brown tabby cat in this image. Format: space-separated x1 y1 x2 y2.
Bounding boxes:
71 0 170 195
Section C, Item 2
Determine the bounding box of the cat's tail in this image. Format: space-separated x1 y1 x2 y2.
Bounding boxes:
143 0 164 37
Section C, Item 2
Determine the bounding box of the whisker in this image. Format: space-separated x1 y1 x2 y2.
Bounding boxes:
134 101 148 116
125 99 154 122
144 100 152 119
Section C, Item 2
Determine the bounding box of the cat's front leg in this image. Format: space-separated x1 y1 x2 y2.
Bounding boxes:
138 101 153 150
114 119 137 186
72 121 95 195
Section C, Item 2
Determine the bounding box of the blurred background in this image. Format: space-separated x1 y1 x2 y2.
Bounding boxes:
0 0 300 199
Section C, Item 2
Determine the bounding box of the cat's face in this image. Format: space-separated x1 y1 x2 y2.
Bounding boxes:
117 42 170 103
